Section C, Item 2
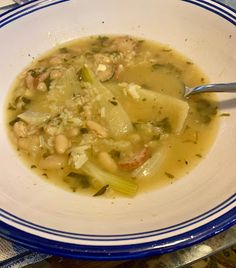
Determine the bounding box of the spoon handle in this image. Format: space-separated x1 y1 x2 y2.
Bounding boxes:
186 82 236 96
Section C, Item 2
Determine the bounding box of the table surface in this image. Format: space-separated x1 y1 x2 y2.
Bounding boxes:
0 0 235 267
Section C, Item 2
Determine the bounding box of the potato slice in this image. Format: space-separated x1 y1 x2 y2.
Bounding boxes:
119 86 189 134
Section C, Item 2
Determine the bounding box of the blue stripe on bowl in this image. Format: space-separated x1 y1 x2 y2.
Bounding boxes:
191 0 236 18
0 194 235 241
0 0 69 28
182 0 236 25
0 0 235 28
0 209 235 260
0 0 39 18
206 0 236 13
0 0 236 259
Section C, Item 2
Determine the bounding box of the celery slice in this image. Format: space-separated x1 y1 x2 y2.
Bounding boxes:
81 161 138 196
132 148 166 178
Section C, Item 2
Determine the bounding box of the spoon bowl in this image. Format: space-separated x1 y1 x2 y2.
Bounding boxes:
184 82 236 97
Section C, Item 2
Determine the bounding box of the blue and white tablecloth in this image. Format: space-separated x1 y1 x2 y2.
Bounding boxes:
0 239 49 268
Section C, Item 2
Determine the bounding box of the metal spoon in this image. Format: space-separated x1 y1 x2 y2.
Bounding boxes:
184 82 236 97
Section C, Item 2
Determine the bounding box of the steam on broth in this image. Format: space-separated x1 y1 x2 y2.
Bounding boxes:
6 35 218 197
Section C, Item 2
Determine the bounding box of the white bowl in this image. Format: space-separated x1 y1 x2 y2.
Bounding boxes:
0 0 235 260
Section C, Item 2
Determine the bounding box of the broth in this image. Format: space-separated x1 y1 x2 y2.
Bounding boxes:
6 35 218 197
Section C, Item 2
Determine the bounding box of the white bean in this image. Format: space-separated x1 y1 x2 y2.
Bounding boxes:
86 120 108 138
38 70 50 82
37 82 47 92
13 121 28 138
25 72 34 90
24 89 34 98
18 136 39 152
98 151 118 173
54 134 70 154
44 125 58 136
50 70 62 80
49 56 63 65
67 127 79 137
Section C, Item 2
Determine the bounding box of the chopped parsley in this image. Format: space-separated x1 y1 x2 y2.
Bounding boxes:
195 154 202 158
110 150 121 160
44 76 52 89
93 185 109 197
67 172 90 188
31 165 37 169
29 69 40 78
195 98 217 124
152 63 181 75
109 100 118 106
9 117 20 126
59 47 69 53
165 172 175 179
153 117 172 133
220 113 230 117
80 128 89 134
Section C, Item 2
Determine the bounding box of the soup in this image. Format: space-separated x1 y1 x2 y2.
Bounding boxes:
6 35 218 197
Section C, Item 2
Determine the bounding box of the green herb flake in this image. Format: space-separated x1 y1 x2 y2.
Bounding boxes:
195 98 217 124
165 172 175 179
44 76 52 89
195 154 202 158
97 35 109 43
29 69 39 78
220 113 230 117
59 47 69 53
138 40 145 44
153 134 161 140
186 61 193 65
152 63 181 75
110 150 121 160
109 100 118 106
80 127 89 134
31 165 37 169
42 173 48 178
42 152 50 159
21 97 31 104
152 63 165 69
153 117 172 133
70 186 77 192
110 50 120 57
9 117 20 126
90 36 109 53
67 172 90 188
141 84 149 89
93 185 109 197
8 103 16 111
